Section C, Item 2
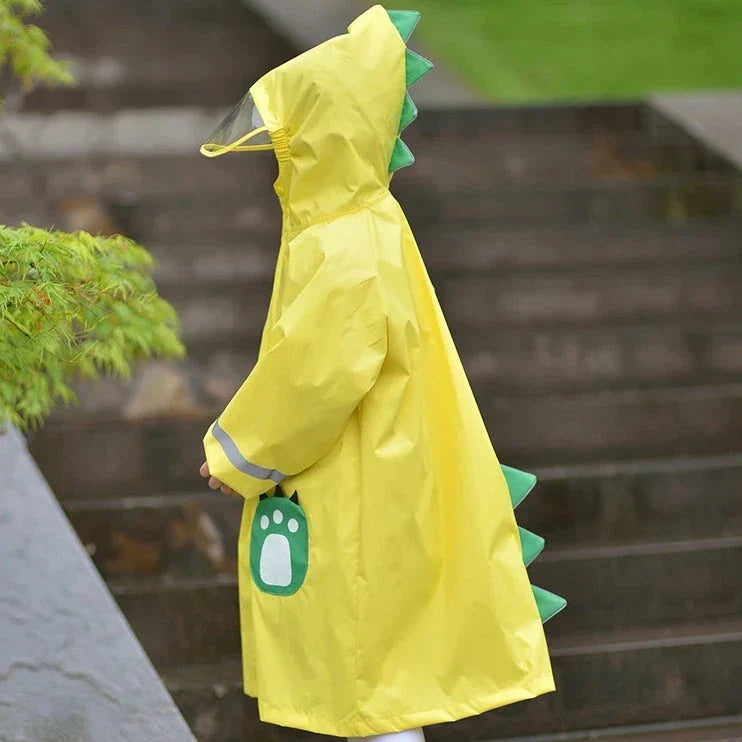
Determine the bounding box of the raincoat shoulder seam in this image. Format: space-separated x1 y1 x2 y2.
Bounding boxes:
285 190 390 238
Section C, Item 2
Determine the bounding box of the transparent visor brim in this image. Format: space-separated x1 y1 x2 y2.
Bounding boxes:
200 91 273 157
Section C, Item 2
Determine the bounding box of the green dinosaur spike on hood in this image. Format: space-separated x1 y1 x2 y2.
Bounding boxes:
501 465 538 509
399 93 418 132
518 527 545 567
387 9 421 42
405 49 434 87
389 137 415 172
532 586 567 624
385 9 429 172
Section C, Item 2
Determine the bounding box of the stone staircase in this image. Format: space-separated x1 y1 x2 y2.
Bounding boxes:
3 1 742 740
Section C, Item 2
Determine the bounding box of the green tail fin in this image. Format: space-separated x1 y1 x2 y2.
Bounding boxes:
501 465 537 509
387 9 420 41
532 585 568 623
519 527 545 566
389 137 415 172
501 464 567 624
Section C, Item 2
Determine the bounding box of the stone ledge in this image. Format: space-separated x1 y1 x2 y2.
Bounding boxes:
651 90 742 171
0 107 221 161
0 426 196 741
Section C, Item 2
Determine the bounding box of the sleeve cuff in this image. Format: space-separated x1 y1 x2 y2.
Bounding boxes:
203 422 283 500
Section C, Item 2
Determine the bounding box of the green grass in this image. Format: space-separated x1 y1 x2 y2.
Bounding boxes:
386 0 742 102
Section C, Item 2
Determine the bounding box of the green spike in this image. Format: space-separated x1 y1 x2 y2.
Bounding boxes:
387 9 421 42
389 137 415 172
399 93 418 132
501 465 537 509
519 527 545 567
532 586 567 624
405 49 434 88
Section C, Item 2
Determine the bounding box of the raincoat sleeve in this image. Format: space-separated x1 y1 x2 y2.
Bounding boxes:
203 251 387 499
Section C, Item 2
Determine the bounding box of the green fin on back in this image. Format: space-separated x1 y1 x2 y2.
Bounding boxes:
405 49 434 87
519 527 545 566
399 93 418 132
389 137 415 172
532 586 568 623
501 464 567 623
501 465 538 509
387 9 420 41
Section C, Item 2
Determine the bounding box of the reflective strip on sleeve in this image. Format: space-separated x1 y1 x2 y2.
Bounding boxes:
212 419 287 483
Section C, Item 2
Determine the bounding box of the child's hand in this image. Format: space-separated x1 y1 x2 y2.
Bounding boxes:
200 461 240 498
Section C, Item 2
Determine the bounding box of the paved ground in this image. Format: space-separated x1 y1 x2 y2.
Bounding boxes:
0 427 196 742
651 91 742 170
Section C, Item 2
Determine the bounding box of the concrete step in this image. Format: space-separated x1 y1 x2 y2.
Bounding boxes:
482 383 742 463
60 452 742 546
496 716 742 742
22 0 294 112
161 284 271 346
63 492 243 580
2 103 705 161
105 532 742 669
402 129 734 188
28 413 212 500
141 221 742 283
0 127 727 196
191 319 742 395
397 176 742 228
3 148 735 244
54 318 742 421
5 177 740 244
118 177 742 241
441 263 742 328
411 103 654 139
161 657 328 742
0 189 281 246
455 320 742 394
147 262 742 345
28 383 742 498
0 152 278 202
525 454 742 546
160 621 742 740
532 535 742 636
111 575 239 670
651 91 742 176
459 621 742 739
417 220 742 271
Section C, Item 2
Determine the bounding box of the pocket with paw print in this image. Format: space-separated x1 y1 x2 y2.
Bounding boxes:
249 486 308 596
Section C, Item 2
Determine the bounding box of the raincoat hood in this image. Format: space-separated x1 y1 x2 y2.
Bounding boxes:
202 5 426 228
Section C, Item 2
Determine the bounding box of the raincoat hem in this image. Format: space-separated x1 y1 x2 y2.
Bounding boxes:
253 672 556 737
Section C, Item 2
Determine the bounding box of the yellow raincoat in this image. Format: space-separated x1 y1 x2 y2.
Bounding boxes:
202 6 564 737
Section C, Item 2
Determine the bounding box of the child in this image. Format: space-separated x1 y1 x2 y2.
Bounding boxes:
199 6 564 740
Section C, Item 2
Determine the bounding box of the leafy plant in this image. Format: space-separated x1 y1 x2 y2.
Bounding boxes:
0 226 184 429
1 2 184 431
0 0 73 93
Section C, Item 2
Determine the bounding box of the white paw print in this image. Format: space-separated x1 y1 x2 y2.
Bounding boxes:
258 508 301 587
260 510 298 532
